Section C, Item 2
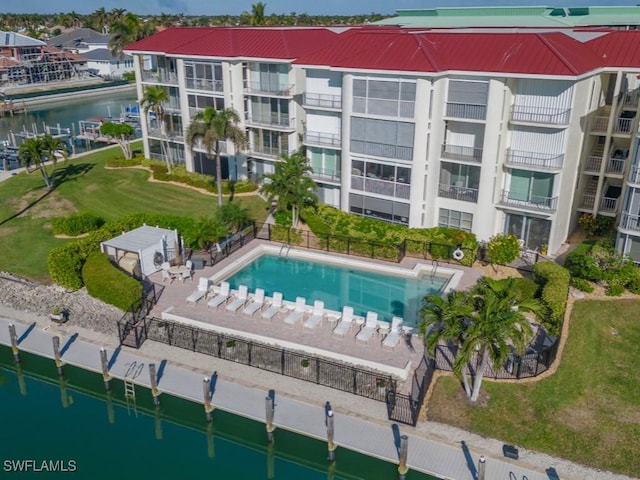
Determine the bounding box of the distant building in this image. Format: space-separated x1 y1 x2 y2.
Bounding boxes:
124 25 640 260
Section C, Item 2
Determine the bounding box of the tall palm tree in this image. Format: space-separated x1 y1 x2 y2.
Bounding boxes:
186 107 247 207
420 291 475 397
109 12 155 58
18 135 67 189
251 2 267 26
40 134 69 170
260 151 318 228
140 85 171 171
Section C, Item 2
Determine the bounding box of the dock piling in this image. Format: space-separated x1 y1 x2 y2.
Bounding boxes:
52 336 63 375
327 410 336 462
398 435 409 480
100 347 111 391
203 377 213 421
148 363 160 405
265 395 275 443
8 323 19 363
478 455 486 480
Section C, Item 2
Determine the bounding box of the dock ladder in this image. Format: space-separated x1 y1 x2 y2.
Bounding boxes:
279 242 292 258
124 360 143 417
431 260 439 278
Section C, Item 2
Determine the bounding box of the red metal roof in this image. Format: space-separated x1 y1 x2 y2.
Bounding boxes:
125 27 339 60
586 31 640 68
295 29 604 76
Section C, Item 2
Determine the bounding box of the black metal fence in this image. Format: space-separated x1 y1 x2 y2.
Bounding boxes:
386 356 435 426
117 282 160 348
141 316 396 402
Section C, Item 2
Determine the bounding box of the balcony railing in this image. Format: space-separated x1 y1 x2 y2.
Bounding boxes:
246 114 295 129
441 143 483 163
591 116 635 135
600 196 618 213
445 102 487 121
510 106 571 125
303 92 342 110
141 70 178 85
580 194 596 210
620 213 640 232
505 149 564 171
148 128 183 141
248 145 295 159
304 131 341 148
350 140 413 161
244 81 294 96
351 176 410 200
190 139 227 154
584 155 603 173
499 190 558 212
438 184 479 203
628 166 640 185
606 158 625 175
309 167 341 183
185 78 223 92
353 97 415 118
622 90 639 109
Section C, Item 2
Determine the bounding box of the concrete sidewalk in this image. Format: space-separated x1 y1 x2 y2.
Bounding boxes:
0 313 557 480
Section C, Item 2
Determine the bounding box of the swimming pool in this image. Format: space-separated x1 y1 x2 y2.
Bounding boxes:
215 247 459 327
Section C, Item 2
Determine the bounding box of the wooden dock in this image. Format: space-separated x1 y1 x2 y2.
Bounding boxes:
0 315 561 480
0 100 27 117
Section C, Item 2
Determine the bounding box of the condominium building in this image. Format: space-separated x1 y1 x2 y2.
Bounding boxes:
124 26 640 259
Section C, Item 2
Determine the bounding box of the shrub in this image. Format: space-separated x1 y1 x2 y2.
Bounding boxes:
578 213 614 237
486 233 520 267
105 157 142 168
532 261 570 335
82 252 142 311
625 268 640 294
570 277 594 293
51 212 105 236
606 284 625 297
564 242 604 281
511 277 539 301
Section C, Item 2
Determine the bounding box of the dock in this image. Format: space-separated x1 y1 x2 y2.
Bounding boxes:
0 312 566 480
0 100 27 117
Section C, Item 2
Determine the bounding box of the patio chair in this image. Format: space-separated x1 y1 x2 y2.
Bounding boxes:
180 267 193 283
161 261 171 271
303 300 325 330
356 311 379 344
162 269 175 284
283 297 307 326
261 292 283 320
382 317 404 351
185 260 193 270
226 285 249 313
333 306 355 337
242 288 265 317
207 281 230 309
186 277 210 304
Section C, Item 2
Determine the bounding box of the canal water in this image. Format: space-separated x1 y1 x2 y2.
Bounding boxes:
0 347 435 480
0 90 139 143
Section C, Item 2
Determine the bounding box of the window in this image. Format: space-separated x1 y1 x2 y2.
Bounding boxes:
504 214 551 251
508 169 554 202
350 159 411 199
439 209 473 232
349 193 409 225
350 117 414 160
188 95 224 116
184 61 223 91
352 78 416 118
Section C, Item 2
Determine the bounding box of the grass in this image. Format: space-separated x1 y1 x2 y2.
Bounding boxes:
427 299 640 477
0 145 268 281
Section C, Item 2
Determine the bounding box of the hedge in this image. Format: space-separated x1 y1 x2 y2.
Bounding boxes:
51 212 105 236
532 261 570 335
82 252 143 311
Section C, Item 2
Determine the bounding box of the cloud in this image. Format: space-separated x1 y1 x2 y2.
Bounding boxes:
156 0 189 13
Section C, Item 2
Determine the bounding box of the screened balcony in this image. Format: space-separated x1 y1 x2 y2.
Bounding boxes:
303 92 342 110
438 184 479 203
510 106 571 126
441 143 483 164
499 190 558 212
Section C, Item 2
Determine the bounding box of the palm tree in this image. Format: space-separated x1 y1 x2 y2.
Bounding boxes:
251 2 267 26
186 107 247 207
189 216 229 253
260 151 317 228
18 136 64 189
218 202 252 233
420 291 475 397
140 85 171 171
40 134 69 170
109 12 154 58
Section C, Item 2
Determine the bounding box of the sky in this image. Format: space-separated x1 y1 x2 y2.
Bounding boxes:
2 0 637 16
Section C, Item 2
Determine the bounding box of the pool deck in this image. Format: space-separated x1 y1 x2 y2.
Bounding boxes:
0 314 554 480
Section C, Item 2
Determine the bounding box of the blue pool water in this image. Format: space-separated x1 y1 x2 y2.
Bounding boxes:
224 253 449 326
0 348 436 480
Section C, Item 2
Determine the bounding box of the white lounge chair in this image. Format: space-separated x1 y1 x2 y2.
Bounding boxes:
180 266 193 283
207 281 230 309
382 317 404 351
261 292 283 320
356 311 379 344
303 300 325 330
333 306 355 337
226 285 249 313
162 269 175 284
186 277 210 304
242 288 265 316
284 297 306 326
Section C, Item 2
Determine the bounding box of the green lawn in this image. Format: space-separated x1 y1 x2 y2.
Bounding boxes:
427 299 640 477
0 145 268 281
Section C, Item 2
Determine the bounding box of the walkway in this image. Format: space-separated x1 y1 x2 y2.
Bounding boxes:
0 314 554 480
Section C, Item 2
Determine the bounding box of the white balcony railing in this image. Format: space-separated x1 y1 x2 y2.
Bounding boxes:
351 176 410 200
510 105 571 125
445 102 487 121
580 194 596 210
244 80 294 96
303 92 342 109
304 131 341 148
441 144 483 163
592 116 635 135
584 155 603 173
309 167 341 183
628 166 640 185
606 158 625 175
620 212 640 232
248 145 295 159
499 190 558 212
141 70 178 85
600 196 618 213
438 184 479 203
245 114 295 129
505 149 564 171
185 78 224 92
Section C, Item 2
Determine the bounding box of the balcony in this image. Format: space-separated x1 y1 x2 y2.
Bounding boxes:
303 131 341 149
600 196 619 214
584 155 603 173
620 213 640 232
350 140 413 161
622 90 639 109
247 145 295 160
441 144 483 164
351 176 410 200
444 102 487 121
245 114 295 130
499 190 558 212
605 157 625 176
303 92 342 110
505 149 564 171
438 184 479 203
244 81 294 97
185 78 223 92
510 106 571 126
141 70 178 85
591 116 635 135
353 97 415 118
148 127 184 142
309 167 341 184
628 166 640 185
